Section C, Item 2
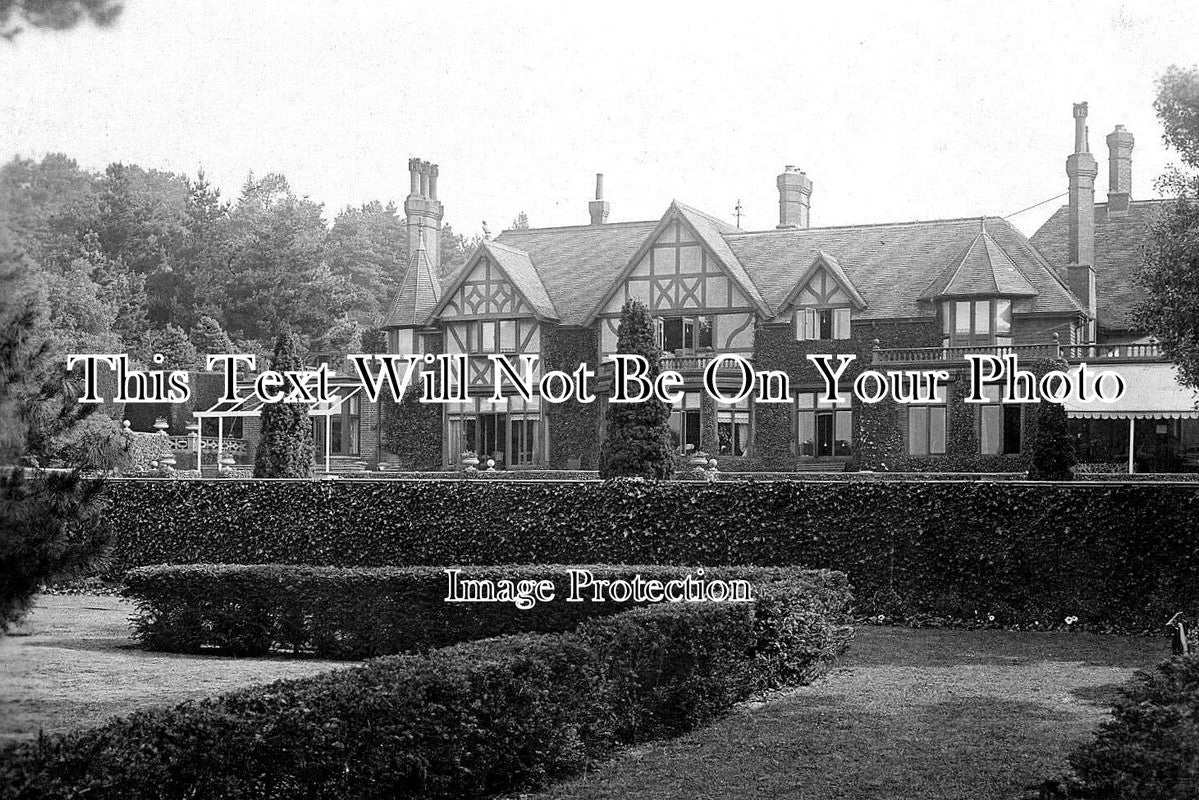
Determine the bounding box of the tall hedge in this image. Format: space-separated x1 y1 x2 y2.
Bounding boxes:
597 299 673 479
103 478 1199 631
253 331 314 478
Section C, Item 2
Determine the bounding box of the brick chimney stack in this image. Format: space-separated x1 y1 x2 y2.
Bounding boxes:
776 166 813 229
405 158 443 276
1065 104 1098 343
589 173 609 225
1066 103 1097 268
1106 124 1134 216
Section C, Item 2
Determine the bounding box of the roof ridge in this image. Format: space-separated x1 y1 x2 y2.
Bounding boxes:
727 214 1010 236
500 220 658 234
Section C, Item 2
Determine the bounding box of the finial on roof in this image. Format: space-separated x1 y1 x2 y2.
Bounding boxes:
482 221 491 240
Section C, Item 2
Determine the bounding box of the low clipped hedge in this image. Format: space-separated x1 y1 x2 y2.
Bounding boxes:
1032 655 1199 799
103 479 1199 631
123 564 852 661
0 583 852 800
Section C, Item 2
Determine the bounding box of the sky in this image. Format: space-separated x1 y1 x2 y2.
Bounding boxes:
3 1 1198 237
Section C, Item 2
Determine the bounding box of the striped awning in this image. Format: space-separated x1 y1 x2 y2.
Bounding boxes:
1063 363 1199 420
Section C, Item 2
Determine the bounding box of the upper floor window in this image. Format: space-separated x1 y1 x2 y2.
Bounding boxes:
795 307 850 341
657 316 713 353
942 298 1011 347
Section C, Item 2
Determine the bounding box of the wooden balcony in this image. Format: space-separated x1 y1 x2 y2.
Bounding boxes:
872 341 1165 367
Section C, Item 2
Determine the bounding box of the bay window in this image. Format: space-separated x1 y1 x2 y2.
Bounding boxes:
942 298 1012 347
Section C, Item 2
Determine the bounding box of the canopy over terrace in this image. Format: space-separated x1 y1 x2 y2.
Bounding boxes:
1062 363 1199 473
194 382 364 473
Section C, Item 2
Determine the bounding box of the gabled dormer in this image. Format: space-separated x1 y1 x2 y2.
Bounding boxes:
775 251 866 341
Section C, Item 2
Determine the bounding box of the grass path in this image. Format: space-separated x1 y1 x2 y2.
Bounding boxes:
0 596 1168 798
0 595 344 745
535 626 1165 800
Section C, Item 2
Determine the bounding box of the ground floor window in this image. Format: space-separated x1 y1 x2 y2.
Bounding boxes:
906 403 946 456
1070 417 1199 472
978 385 1021 455
717 398 750 456
797 391 852 457
313 394 361 456
669 391 702 455
446 395 542 467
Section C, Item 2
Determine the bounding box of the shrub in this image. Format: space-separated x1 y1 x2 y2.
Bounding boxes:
253 331 313 478
104 479 1199 632
1029 400 1076 480
1032 655 1199 799
578 602 756 741
123 563 853 659
0 583 851 800
597 299 674 479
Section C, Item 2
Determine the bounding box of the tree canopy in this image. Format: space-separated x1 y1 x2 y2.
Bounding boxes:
1135 66 1199 391
0 154 480 371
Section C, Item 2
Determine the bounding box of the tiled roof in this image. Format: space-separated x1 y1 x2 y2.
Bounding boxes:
482 240 559 320
495 220 658 325
921 224 1038 299
725 216 1081 319
1030 200 1169 331
385 208 1083 329
380 231 442 328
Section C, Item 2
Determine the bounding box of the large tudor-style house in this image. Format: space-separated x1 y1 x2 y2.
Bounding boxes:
200 102 1198 475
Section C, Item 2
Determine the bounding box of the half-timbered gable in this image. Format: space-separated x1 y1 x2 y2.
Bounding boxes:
588 203 769 359
430 240 556 394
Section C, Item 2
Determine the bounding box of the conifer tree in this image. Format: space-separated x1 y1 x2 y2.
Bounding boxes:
253 330 314 478
1028 400 1076 480
189 314 235 360
0 228 109 631
598 299 674 479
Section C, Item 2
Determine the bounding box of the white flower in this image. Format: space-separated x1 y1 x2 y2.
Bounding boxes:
1065 615 1078 625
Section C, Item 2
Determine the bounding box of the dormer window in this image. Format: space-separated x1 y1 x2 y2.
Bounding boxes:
941 298 1012 347
795 307 851 341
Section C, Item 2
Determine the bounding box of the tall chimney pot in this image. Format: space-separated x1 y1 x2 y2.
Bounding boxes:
589 172 610 225
1106 124 1134 216
776 166 813 229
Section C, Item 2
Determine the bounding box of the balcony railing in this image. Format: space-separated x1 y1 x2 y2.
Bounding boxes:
872 340 1165 366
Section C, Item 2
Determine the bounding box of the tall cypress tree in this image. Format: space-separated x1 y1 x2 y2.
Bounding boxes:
598 299 674 479
253 330 314 478
1028 400 1076 480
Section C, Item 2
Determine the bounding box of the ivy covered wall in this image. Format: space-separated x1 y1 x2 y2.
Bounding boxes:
380 331 443 470
541 324 601 468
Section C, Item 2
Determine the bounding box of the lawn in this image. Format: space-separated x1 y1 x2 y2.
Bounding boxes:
0 596 1168 799
0 594 345 745
534 625 1165 800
